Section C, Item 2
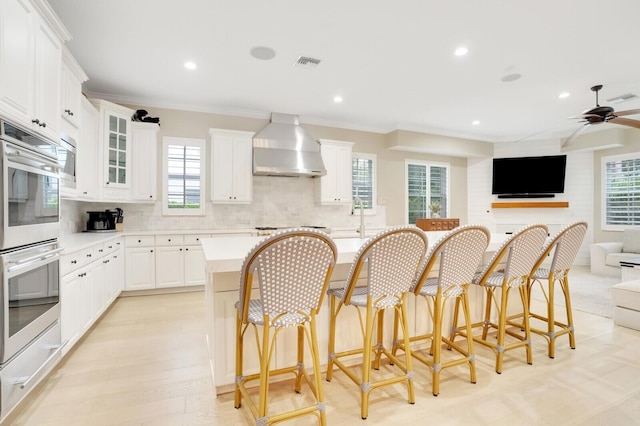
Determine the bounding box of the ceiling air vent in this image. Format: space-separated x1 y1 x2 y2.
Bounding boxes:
295 55 321 69
606 93 638 104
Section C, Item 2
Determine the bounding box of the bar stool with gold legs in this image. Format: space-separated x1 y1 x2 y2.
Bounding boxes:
508 221 588 358
449 224 548 374
234 228 337 426
326 226 428 420
393 225 490 396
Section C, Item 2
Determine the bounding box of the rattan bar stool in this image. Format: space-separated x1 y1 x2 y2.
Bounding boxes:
449 224 548 374
393 225 490 396
234 228 337 426
507 221 588 358
325 226 428 420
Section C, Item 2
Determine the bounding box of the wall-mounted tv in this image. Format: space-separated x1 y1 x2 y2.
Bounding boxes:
492 155 567 198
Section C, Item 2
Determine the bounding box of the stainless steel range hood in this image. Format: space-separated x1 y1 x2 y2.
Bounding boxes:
253 113 327 177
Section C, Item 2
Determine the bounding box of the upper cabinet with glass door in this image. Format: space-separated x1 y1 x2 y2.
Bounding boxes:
90 99 133 200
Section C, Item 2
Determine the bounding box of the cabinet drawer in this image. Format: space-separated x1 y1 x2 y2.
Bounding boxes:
125 235 155 247
155 234 184 246
103 237 123 255
184 234 211 245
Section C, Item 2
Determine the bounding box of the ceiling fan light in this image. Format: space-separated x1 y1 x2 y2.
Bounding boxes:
558 92 570 99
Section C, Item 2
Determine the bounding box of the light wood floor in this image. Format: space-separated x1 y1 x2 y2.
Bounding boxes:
6 289 640 425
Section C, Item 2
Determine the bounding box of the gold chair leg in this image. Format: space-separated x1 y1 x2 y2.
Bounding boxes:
391 306 400 357
361 300 375 420
495 287 509 374
258 321 271 420
326 295 337 382
547 275 556 359
295 324 304 393
373 310 384 369
309 314 327 426
563 276 576 350
449 296 461 345
431 293 443 396
399 301 415 404
234 310 243 408
520 285 533 365
461 289 477 385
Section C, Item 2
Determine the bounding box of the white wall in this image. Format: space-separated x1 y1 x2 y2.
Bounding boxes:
467 139 594 265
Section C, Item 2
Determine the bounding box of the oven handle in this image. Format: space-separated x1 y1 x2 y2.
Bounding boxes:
13 342 65 389
5 143 60 171
7 248 64 272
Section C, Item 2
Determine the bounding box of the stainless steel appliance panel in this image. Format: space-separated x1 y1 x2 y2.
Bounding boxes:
0 240 62 364
0 321 61 420
57 133 76 190
0 139 61 250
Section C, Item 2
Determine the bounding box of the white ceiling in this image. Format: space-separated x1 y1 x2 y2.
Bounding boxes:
48 0 640 143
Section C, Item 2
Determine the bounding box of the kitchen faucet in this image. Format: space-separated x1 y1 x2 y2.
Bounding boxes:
354 196 365 238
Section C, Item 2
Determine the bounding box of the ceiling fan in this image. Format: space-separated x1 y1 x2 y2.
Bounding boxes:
563 84 640 147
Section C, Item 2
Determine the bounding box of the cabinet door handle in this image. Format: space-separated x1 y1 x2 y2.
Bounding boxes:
86 253 92 257
150 249 153 253
40 122 46 128
31 118 39 124
71 260 77 264
185 248 189 251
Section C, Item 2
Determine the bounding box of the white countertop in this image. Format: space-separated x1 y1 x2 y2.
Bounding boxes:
201 231 510 274
201 236 373 273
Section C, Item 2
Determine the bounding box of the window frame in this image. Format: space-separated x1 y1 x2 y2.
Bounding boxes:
162 137 206 216
352 152 377 215
405 159 450 225
601 152 640 231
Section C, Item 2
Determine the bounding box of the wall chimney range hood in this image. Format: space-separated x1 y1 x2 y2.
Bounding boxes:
253 113 327 177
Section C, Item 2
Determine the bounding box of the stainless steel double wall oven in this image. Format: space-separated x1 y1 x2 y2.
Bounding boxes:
0 119 63 419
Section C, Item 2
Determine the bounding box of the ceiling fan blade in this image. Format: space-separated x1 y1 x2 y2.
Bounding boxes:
609 117 640 129
613 109 640 117
568 113 600 120
561 125 590 148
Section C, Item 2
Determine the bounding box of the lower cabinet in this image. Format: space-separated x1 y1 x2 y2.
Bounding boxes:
60 237 123 356
124 236 156 291
126 234 210 290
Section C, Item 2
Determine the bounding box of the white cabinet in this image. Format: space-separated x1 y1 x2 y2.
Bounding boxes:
315 140 354 205
131 122 158 201
77 97 99 199
0 0 67 141
91 99 133 201
60 46 87 129
155 235 184 288
210 129 253 204
184 238 207 286
59 236 123 356
155 234 210 288
124 236 156 291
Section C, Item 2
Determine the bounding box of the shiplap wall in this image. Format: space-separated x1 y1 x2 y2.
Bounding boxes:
467 140 593 265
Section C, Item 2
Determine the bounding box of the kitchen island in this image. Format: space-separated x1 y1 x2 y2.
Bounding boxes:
201 231 508 395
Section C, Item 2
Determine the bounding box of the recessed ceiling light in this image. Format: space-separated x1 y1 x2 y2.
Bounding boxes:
501 73 522 82
184 61 197 70
333 95 343 103
455 46 468 56
250 46 276 60
558 92 570 99
472 120 480 125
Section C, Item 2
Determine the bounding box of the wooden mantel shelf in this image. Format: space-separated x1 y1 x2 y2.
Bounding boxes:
491 201 569 209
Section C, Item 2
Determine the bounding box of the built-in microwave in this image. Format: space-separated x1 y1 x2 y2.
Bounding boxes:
58 133 76 190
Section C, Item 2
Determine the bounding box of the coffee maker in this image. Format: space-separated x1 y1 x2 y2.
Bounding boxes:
86 208 123 232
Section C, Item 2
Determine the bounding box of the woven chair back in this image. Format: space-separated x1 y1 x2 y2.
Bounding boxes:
238 229 337 322
344 226 428 301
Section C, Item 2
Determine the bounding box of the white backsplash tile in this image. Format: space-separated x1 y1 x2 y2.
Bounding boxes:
61 176 386 234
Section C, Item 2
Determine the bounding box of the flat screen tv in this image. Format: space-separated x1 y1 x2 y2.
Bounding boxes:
492 155 567 198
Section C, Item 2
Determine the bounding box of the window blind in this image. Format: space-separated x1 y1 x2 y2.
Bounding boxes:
605 157 640 226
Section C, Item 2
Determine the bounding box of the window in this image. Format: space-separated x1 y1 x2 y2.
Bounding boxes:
352 153 376 214
162 137 205 216
406 160 449 225
602 153 640 229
